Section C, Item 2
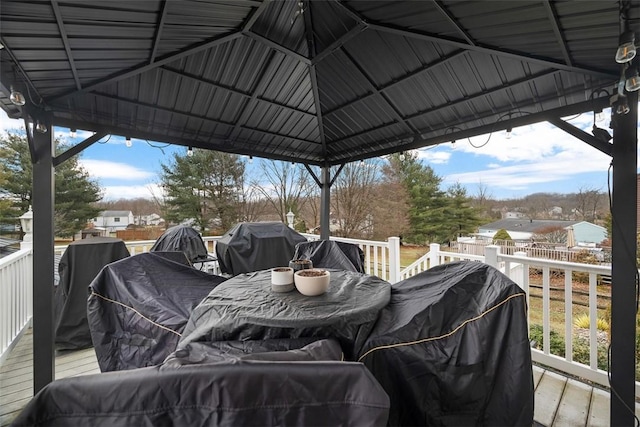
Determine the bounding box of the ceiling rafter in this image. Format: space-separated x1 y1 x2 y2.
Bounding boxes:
327 69 559 145
339 47 416 134
304 2 327 159
51 116 318 165
244 31 311 65
405 69 559 121
92 92 237 128
432 0 477 46
242 0 273 31
312 22 368 65
149 0 169 64
329 96 611 165
51 0 81 91
49 31 244 103
161 66 316 119
325 50 467 117
0 36 44 106
329 2 617 80
542 0 573 67
240 125 321 146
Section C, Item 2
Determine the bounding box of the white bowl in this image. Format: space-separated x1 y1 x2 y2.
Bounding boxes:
294 269 330 296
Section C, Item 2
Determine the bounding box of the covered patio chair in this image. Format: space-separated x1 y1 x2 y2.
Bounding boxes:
293 240 365 273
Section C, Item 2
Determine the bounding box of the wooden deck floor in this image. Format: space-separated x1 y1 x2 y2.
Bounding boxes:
1 330 638 426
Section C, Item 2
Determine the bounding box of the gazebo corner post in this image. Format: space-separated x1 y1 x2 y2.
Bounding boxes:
319 165 331 240
30 111 56 393
610 89 638 426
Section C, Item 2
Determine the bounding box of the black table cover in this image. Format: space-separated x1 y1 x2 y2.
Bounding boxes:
54 237 130 350
179 269 391 360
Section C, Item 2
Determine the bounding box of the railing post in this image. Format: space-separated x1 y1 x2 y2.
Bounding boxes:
387 237 401 284
513 251 528 289
429 243 440 268
484 245 499 268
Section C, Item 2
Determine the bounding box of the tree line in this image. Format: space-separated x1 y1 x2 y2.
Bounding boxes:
2 131 608 244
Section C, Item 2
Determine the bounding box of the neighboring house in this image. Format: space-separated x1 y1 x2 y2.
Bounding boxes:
476 219 606 245
570 221 607 245
503 211 526 219
91 210 134 233
134 213 164 226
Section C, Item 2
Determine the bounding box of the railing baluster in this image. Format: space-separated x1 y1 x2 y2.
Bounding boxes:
542 266 550 355
565 269 573 363
589 272 598 370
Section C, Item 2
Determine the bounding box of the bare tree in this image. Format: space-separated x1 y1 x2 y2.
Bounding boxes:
574 186 603 222
253 160 316 228
331 159 381 238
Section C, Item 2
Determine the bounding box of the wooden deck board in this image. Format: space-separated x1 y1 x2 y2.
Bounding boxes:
1 329 635 427
534 370 567 426
554 378 592 426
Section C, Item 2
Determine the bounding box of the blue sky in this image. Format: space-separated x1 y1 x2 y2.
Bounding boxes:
0 108 632 201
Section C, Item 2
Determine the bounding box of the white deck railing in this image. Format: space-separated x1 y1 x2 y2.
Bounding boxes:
401 243 638 398
0 248 33 363
12 235 623 395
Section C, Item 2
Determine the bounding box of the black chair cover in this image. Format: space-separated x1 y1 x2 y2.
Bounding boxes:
54 237 130 350
293 240 365 273
150 225 212 264
357 260 534 426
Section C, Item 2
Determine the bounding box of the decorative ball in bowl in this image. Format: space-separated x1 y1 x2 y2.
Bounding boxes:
294 269 330 296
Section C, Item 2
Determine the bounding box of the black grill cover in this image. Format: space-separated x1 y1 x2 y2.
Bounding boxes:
150 225 211 263
215 222 307 275
87 252 226 371
357 261 533 426
293 240 365 273
54 237 130 350
12 361 390 426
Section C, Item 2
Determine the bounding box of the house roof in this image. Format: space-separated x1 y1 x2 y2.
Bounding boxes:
1 1 636 166
99 210 132 217
479 218 579 234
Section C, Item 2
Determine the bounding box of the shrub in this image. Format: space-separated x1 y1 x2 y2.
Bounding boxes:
573 314 609 331
493 229 512 243
572 250 599 283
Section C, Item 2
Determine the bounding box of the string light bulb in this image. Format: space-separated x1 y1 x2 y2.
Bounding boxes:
615 30 636 64
9 86 25 106
398 152 405 161
187 146 193 157
625 67 640 92
69 129 77 138
35 120 47 133
125 137 132 147
506 127 513 139
248 155 253 164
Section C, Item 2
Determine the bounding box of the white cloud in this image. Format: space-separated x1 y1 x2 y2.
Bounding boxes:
0 115 24 135
417 148 451 164
101 183 164 201
78 159 156 180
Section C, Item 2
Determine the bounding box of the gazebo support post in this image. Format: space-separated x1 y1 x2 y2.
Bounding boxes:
320 165 331 240
30 112 56 393
610 90 638 425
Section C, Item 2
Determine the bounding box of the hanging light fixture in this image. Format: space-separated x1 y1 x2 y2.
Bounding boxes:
35 120 47 133
616 96 630 115
625 66 640 92
187 146 193 157
69 129 77 138
9 86 25 106
398 152 405 161
505 127 513 139
615 30 636 64
125 137 132 147
248 155 253 164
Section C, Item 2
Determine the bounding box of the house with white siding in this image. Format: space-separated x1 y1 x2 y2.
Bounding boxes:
91 210 134 233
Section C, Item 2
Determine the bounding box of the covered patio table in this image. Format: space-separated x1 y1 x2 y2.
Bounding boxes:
179 269 391 360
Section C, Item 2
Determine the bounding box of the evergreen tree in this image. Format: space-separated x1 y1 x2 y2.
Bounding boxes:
444 183 483 242
159 148 245 232
0 132 102 238
394 151 449 244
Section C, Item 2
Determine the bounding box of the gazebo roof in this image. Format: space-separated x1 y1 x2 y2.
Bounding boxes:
1 1 637 165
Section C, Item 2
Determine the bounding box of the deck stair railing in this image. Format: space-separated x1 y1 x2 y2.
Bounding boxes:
0 248 33 363
401 243 639 398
